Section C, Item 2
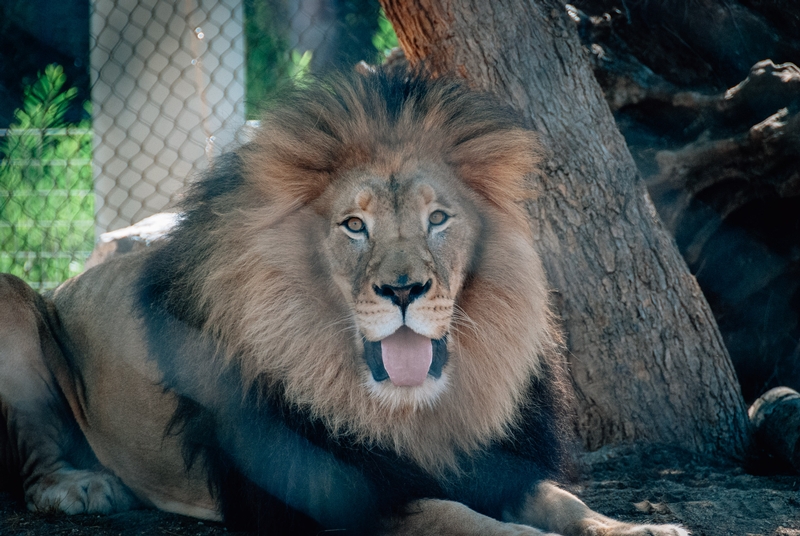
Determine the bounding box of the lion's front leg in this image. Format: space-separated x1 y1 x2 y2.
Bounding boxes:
382 499 557 536
511 482 688 536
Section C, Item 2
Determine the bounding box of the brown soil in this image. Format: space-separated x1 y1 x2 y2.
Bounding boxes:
2 446 798 535
571 447 800 536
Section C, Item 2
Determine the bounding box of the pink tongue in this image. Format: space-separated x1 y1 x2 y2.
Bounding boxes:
380 326 433 387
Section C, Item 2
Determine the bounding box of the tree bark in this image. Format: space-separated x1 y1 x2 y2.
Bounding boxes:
380 0 750 456
568 0 800 405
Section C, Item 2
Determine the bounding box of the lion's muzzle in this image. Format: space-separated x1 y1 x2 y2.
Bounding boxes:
363 327 448 386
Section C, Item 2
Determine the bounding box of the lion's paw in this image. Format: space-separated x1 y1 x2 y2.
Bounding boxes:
26 468 137 515
492 523 558 536
591 523 689 536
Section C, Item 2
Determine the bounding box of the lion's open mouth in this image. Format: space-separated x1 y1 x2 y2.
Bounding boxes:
363 326 448 387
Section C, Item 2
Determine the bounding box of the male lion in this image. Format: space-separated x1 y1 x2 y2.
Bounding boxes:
0 69 687 535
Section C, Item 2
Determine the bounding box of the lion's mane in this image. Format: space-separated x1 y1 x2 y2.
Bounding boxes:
138 68 571 531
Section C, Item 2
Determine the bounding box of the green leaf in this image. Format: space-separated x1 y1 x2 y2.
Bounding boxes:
372 8 399 61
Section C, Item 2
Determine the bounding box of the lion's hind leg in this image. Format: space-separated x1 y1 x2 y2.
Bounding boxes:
513 482 689 536
0 274 136 515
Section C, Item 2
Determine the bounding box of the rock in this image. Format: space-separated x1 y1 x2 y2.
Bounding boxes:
749 386 800 473
85 212 180 269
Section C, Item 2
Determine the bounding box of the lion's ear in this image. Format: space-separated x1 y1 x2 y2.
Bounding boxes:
449 128 541 214
245 120 344 207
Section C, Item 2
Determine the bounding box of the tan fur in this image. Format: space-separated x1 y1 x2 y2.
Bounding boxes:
46 257 220 519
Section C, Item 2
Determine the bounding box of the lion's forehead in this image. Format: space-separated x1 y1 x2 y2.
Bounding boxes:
335 171 458 227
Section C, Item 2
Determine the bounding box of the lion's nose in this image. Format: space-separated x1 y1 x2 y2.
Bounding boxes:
374 280 431 312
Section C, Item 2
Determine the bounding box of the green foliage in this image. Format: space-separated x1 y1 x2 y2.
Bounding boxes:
372 8 399 61
0 64 93 289
12 64 78 130
336 0 381 67
245 0 396 114
288 49 314 85
243 0 292 117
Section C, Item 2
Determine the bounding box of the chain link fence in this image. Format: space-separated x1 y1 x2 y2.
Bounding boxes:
91 0 246 235
0 0 394 289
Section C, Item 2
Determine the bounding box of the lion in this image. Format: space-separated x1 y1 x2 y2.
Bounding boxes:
0 68 688 535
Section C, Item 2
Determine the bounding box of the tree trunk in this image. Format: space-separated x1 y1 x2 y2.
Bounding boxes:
568 1 800 405
380 0 750 456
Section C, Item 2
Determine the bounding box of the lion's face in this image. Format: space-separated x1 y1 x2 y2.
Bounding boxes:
319 162 481 405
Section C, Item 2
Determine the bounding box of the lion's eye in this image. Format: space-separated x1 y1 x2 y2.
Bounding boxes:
429 210 448 226
343 217 366 233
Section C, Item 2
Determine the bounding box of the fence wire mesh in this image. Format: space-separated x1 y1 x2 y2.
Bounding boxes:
0 0 393 289
91 0 246 235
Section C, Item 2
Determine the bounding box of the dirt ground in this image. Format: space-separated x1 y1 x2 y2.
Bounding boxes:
572 446 800 536
1 446 798 536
